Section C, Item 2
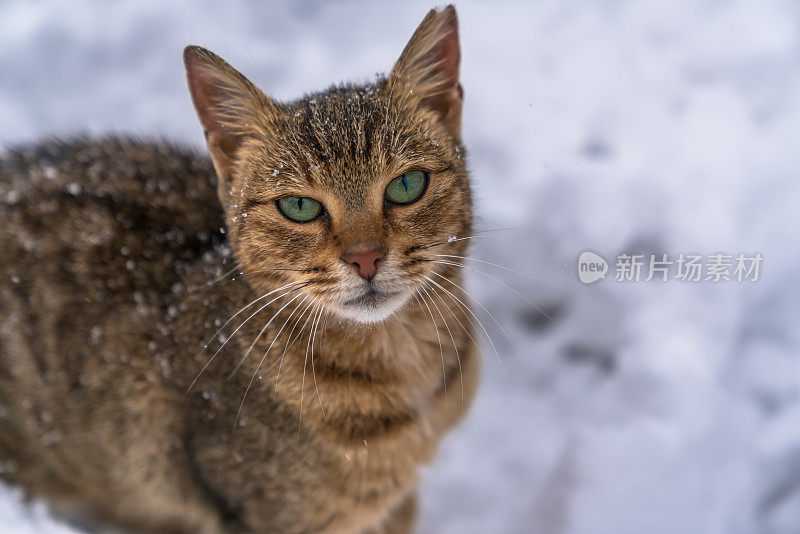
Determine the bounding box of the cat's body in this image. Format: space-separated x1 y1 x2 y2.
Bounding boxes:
0 7 477 534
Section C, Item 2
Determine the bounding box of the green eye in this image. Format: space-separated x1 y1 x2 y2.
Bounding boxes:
385 170 428 205
277 196 323 222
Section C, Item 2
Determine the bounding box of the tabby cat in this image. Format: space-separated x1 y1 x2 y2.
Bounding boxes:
0 5 477 533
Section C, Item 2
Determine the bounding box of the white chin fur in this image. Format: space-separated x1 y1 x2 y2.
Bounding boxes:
330 291 409 324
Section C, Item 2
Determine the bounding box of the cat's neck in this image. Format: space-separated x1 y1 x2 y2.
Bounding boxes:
179 258 471 442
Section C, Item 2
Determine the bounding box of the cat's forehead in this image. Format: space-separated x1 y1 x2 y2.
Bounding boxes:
263 83 447 194
290 85 390 184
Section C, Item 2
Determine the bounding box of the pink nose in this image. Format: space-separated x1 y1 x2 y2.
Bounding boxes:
342 248 384 280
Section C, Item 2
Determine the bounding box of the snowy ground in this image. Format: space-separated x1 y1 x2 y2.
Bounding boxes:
2 1 800 533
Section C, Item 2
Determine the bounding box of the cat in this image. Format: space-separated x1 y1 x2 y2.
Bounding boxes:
0 5 477 533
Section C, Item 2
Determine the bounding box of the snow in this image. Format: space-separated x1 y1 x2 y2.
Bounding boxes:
2 0 800 532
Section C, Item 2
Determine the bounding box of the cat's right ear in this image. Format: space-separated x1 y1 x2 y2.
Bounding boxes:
389 5 463 139
183 46 274 183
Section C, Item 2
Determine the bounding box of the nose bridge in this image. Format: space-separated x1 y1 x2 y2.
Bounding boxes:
337 206 384 252
337 207 385 280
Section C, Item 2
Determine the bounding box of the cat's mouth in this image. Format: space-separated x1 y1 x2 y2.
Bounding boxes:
334 285 407 323
343 286 400 307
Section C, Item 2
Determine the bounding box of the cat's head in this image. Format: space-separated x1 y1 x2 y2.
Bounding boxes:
184 6 471 324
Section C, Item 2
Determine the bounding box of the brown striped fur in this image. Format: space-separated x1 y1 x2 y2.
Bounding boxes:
0 6 477 533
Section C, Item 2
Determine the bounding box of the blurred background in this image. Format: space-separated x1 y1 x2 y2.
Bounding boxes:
2 1 800 533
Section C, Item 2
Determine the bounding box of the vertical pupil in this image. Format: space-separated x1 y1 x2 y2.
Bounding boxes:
297 197 304 211
401 175 409 192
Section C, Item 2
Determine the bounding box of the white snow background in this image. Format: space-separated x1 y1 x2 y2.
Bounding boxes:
2 1 800 533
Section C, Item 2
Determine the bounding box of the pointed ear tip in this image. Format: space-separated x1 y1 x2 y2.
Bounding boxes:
425 5 457 23
428 5 458 39
183 45 203 66
183 45 219 68
440 4 458 22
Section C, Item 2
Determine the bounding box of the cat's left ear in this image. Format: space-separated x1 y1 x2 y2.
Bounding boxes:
183 46 277 184
389 5 463 139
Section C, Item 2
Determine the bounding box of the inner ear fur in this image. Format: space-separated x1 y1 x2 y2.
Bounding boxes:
183 45 278 183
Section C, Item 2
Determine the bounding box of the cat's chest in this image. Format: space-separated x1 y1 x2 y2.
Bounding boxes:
189 393 434 533
185 308 465 531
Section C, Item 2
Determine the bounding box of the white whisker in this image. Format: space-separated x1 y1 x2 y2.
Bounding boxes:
273 299 317 401
187 281 302 392
231 290 308 377
298 304 324 439
414 287 446 398
418 284 463 409
435 254 590 299
421 274 511 384
309 303 327 421
433 259 566 335
234 294 310 428
420 234 491 250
